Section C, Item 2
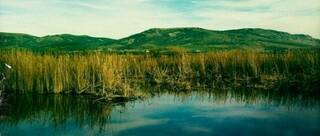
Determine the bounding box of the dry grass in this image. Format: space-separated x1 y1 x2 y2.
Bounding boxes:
0 49 319 97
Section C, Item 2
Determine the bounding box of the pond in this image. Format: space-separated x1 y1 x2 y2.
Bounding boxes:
0 90 319 136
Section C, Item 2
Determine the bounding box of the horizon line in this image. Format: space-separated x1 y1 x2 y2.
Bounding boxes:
0 27 318 40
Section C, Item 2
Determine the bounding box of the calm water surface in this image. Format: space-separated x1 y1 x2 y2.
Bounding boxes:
0 90 319 136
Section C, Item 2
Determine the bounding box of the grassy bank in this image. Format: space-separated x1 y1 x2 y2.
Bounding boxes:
0 50 319 97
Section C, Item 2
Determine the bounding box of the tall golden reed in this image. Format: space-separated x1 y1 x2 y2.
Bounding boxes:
0 49 319 96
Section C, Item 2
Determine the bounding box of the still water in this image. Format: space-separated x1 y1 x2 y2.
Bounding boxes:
0 90 319 136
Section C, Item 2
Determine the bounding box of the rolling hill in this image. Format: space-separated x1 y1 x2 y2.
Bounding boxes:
0 33 115 51
119 28 320 51
1 28 320 52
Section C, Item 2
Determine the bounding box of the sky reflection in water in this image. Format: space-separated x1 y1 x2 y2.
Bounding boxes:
0 91 319 136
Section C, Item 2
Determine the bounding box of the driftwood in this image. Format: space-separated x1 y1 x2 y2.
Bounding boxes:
78 86 90 94
73 82 139 103
94 95 138 103
78 82 103 94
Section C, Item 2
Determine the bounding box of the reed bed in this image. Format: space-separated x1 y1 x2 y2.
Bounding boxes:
0 50 319 97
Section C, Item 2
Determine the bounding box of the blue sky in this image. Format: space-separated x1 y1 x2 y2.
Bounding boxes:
0 0 319 38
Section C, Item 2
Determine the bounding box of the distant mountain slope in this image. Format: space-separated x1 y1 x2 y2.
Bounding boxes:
1 28 320 51
119 28 320 50
0 32 38 48
0 32 116 51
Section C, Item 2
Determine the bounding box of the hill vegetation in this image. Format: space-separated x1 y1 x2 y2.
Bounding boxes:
0 33 115 51
1 28 319 52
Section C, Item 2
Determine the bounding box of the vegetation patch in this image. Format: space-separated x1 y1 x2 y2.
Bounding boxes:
0 49 319 99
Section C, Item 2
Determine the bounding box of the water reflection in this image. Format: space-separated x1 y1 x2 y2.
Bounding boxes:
0 90 319 136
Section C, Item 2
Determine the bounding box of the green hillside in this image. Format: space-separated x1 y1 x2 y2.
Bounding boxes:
0 32 116 51
119 28 320 51
1 28 320 52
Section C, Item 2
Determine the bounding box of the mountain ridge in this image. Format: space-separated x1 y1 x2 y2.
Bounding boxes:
1 27 320 51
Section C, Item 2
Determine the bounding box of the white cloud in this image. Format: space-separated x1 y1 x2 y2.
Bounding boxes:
190 0 320 37
0 0 319 38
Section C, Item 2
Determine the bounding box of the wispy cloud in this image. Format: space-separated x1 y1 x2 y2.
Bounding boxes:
0 0 319 38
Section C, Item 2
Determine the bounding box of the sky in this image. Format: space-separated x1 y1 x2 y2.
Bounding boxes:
0 0 319 39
